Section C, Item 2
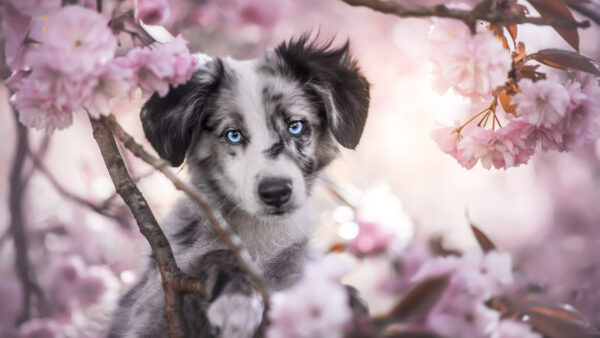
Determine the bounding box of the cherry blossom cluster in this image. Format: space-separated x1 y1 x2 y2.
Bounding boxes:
3 1 197 131
427 4 600 170
432 73 600 169
2 255 120 337
266 188 560 337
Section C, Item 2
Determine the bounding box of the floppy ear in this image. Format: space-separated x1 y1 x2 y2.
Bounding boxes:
275 35 370 149
141 59 224 166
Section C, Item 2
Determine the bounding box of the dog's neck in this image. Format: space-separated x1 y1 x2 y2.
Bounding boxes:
221 204 314 263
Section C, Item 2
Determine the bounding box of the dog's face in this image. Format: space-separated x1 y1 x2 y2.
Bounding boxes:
141 36 369 220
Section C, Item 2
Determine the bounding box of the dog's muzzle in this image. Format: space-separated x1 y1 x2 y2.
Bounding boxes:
258 177 292 208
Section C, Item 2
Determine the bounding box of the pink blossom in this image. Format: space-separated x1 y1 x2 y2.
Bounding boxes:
13 76 74 131
78 272 108 306
19 318 60 338
431 125 477 169
84 62 135 118
430 27 511 101
512 79 570 128
136 0 171 26
6 0 61 17
427 295 500 338
411 249 514 337
561 73 600 151
456 125 534 170
239 0 281 27
28 6 117 74
267 255 352 338
348 221 394 257
492 319 542 338
0 3 50 70
412 249 514 299
116 35 198 97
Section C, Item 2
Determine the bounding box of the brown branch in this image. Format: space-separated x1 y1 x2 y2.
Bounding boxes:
100 115 270 313
339 0 590 33
89 116 203 338
9 109 43 325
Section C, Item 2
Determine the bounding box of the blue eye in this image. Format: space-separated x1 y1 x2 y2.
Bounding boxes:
288 121 304 135
226 130 243 144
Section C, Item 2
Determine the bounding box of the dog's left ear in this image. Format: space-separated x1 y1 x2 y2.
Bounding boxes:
141 59 224 166
275 36 370 149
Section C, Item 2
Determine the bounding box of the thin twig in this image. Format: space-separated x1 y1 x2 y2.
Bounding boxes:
89 116 203 338
339 0 590 32
9 109 43 325
100 115 270 313
25 148 127 224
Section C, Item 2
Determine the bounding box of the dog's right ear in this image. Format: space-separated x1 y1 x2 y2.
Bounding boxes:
141 59 223 167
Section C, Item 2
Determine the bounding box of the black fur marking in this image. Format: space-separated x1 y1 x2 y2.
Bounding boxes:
275 35 370 149
209 272 232 302
174 220 198 247
141 59 225 167
264 138 284 159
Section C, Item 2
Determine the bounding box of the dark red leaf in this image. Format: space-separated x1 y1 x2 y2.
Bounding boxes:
470 223 497 252
385 276 449 323
429 236 461 257
527 306 588 326
526 0 580 51
385 332 443 338
528 312 598 338
530 48 600 75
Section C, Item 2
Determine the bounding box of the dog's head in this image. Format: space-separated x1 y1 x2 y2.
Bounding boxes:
141 36 369 219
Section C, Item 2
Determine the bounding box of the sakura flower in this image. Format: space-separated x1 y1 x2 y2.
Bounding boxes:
77 265 120 307
6 0 61 17
19 318 61 338
412 249 514 299
28 5 117 74
427 295 500 338
430 27 511 101
512 78 570 128
492 319 542 338
239 0 281 27
457 126 534 170
347 186 414 257
13 77 74 131
83 62 135 118
561 73 600 150
116 35 197 97
136 0 171 26
431 125 478 169
267 255 352 338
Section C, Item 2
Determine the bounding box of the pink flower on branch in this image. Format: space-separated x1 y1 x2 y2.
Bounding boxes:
267 255 353 338
136 0 171 26
512 78 570 128
429 19 512 102
116 35 198 97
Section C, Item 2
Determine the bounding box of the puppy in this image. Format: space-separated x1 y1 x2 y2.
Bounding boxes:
108 35 370 338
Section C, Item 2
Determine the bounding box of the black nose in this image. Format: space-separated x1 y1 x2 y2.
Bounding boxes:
258 178 292 208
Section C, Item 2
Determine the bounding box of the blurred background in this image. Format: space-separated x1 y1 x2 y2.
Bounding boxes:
1 0 600 335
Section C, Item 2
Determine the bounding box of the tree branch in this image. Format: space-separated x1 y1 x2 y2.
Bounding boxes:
100 115 270 313
339 0 590 32
9 109 43 325
89 116 203 338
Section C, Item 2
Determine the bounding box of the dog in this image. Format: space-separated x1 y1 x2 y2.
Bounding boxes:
108 35 370 337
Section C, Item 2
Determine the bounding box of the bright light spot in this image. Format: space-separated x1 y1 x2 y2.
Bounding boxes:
338 221 360 240
91 177 114 200
333 205 354 224
120 270 136 285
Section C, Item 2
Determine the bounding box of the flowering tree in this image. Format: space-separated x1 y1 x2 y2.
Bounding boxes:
1 0 600 337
